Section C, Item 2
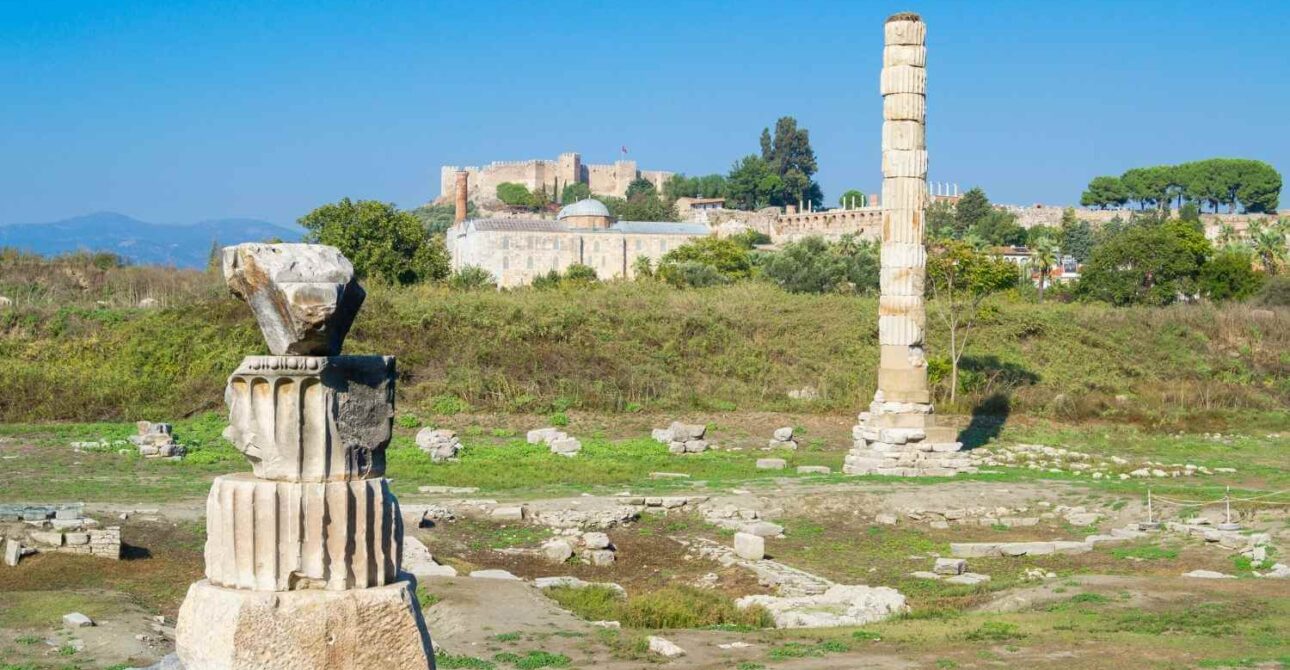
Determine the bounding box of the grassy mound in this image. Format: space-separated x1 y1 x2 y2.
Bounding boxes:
0 279 1285 428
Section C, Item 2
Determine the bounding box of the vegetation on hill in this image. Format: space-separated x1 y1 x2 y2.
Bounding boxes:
0 257 1284 429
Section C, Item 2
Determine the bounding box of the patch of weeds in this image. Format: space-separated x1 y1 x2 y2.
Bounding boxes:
57 644 77 656
964 621 1026 642
1198 658 1285 668
416 585 441 608
15 636 40 645
936 660 959 669
1109 500 1128 511
990 523 1010 532
736 664 766 670
490 428 517 438
1111 545 1178 560
1102 601 1264 636
548 412 569 427
767 640 849 660
490 632 522 643
851 629 882 641
1232 554 1254 572
396 413 421 429
492 651 571 669
436 653 496 669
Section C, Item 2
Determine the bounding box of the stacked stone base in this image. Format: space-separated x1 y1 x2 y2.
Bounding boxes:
176 578 434 669
843 401 975 477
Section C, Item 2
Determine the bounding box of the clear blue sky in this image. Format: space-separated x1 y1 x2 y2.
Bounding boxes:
2 0 1286 225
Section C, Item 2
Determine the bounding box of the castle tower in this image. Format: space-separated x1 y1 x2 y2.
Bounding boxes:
844 12 973 478
455 170 469 223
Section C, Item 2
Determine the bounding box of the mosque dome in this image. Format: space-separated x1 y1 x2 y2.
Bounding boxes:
556 198 611 221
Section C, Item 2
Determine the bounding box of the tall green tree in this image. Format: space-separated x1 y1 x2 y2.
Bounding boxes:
625 178 658 200
760 116 822 208
1198 249 1264 301
1029 236 1059 303
1077 224 1202 306
839 189 867 208
560 182 592 204
496 182 535 209
1059 210 1095 263
1247 218 1288 275
926 241 1018 402
954 187 992 232
299 198 449 285
726 155 782 210
1080 176 1129 209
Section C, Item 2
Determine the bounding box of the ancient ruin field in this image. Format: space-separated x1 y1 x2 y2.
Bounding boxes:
1 265 1288 669
2 406 1287 669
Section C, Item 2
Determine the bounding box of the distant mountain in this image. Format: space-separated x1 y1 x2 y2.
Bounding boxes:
0 212 303 268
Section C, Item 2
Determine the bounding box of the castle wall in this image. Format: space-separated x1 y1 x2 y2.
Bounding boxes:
443 154 674 203
449 228 701 287
773 208 884 242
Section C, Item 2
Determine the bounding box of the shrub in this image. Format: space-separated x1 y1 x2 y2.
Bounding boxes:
449 265 497 291
658 260 727 288
1199 250 1264 301
657 237 752 286
496 182 534 208
762 235 878 294
545 585 770 630
1253 275 1290 306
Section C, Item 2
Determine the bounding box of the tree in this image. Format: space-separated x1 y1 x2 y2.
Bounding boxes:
1121 166 1171 210
298 198 448 285
657 237 752 287
762 235 879 294
1080 176 1129 209
1247 218 1288 275
726 155 781 210
411 201 477 235
496 182 534 209
664 174 729 201
1029 237 1059 303
448 265 496 290
596 190 677 222
625 178 657 200
631 255 655 279
760 116 822 208
954 187 992 232
839 189 867 209
1077 224 1202 305
926 241 1018 402
1060 213 1094 263
1198 249 1264 301
973 210 1026 246
926 199 957 239
561 182 591 204
1025 225 1058 246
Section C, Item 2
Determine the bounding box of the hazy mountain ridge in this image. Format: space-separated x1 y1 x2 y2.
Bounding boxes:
0 212 303 268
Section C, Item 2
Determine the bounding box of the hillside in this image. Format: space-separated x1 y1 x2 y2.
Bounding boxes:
0 212 302 268
0 278 1284 429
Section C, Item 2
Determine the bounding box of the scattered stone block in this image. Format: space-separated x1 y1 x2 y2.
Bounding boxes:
875 513 898 526
736 584 907 628
950 543 1000 558
490 505 526 521
30 531 63 546
526 427 563 444
581 532 611 550
648 636 686 658
756 458 787 470
742 521 784 538
933 558 966 575
62 612 94 628
796 465 831 474
910 571 941 580
944 572 991 586
1182 570 1235 579
470 569 520 580
733 532 765 560
4 539 21 566
541 538 575 564
585 550 616 566
64 532 90 545
416 428 462 463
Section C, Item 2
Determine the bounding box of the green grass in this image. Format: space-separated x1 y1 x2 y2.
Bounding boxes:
543 584 771 630
767 640 850 660
491 651 570 669
1111 544 1180 561
435 653 496 669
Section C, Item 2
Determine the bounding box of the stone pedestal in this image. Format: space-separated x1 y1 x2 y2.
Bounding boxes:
176 579 434 669
845 13 968 477
176 244 434 668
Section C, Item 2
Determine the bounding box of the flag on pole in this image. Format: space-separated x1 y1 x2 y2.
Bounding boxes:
621 145 628 155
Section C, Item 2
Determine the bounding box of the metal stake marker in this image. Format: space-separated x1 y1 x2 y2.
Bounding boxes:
1140 488 1161 531
1218 486 1241 531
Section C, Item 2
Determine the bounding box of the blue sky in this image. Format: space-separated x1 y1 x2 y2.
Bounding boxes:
2 0 1286 225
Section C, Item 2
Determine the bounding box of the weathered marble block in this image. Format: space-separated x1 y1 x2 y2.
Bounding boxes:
222 243 366 356
204 473 403 591
223 355 395 482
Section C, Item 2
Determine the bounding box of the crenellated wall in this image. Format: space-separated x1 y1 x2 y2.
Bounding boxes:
441 153 674 204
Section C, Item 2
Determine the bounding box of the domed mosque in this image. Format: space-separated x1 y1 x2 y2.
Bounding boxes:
447 197 708 287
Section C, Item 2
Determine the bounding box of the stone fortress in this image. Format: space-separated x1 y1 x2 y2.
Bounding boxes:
440 152 673 205
446 175 708 287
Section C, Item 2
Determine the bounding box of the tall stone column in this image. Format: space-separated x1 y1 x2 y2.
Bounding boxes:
175 244 435 669
454 170 469 223
844 13 974 478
